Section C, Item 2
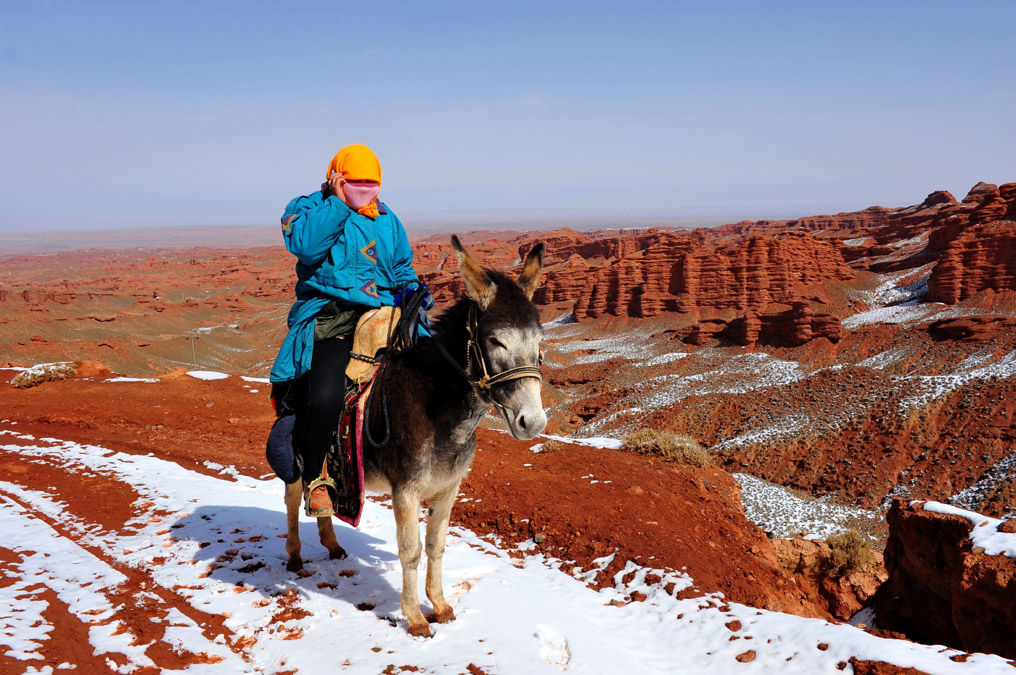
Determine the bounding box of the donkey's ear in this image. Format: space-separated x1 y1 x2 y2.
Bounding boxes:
451 234 496 310
517 242 545 301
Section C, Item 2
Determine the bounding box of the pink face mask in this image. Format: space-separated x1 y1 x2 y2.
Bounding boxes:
343 182 380 209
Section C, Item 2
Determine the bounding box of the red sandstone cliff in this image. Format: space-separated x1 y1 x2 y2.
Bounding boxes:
712 182 1016 248
569 231 855 347
874 499 1016 659
927 220 1016 304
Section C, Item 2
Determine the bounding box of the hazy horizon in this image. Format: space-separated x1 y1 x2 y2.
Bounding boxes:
2 2 1014 234
0 188 982 238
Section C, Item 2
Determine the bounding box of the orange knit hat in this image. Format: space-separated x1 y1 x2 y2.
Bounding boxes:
326 145 381 218
326 144 382 184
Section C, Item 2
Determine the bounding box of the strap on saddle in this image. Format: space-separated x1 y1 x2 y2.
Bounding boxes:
345 306 401 385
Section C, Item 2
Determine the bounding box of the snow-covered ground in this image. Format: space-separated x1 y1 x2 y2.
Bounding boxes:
922 501 1016 556
554 331 659 365
186 370 230 381
734 473 885 541
1 424 1013 673
949 451 1016 513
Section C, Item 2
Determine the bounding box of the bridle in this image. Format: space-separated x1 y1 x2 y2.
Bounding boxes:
465 303 544 393
434 302 544 398
366 285 543 448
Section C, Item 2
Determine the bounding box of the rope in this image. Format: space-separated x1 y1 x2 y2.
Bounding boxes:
363 281 432 448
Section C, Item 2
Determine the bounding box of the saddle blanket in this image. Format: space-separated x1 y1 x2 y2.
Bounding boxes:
325 374 374 527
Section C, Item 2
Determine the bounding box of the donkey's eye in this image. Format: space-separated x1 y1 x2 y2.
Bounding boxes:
489 338 506 350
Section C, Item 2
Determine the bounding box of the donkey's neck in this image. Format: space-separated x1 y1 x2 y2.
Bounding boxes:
426 299 488 433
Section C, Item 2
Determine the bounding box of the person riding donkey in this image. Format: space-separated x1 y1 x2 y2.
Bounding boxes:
266 143 427 517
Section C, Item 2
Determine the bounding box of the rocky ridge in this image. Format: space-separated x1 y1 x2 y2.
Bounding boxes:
875 499 1016 660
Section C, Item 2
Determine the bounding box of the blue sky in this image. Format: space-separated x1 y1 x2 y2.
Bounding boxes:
1 1 1014 232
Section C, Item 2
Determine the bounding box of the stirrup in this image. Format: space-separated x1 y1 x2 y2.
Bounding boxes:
304 475 338 518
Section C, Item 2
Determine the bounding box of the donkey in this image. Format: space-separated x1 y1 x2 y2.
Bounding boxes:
284 235 547 636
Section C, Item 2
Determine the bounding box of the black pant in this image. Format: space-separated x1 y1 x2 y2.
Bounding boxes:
274 336 351 483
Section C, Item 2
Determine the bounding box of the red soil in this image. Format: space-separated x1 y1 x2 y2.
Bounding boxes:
0 373 829 619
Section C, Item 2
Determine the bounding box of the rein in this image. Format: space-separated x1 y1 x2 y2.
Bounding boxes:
362 281 432 448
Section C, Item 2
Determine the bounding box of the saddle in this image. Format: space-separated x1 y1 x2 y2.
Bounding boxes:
307 307 400 524
346 306 401 385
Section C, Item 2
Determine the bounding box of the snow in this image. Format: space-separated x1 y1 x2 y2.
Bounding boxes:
541 312 578 328
186 370 230 381
642 351 690 367
900 348 1016 410
842 303 938 329
1 426 1012 672
9 362 72 374
842 238 869 247
921 501 1016 558
843 263 935 327
714 414 812 451
555 331 658 365
735 473 884 540
636 352 804 408
842 264 936 329
580 350 807 436
103 377 159 383
535 433 624 450
240 376 270 384
950 451 1016 514
857 345 913 371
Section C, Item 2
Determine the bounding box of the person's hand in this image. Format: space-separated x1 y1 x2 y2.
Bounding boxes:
328 171 346 200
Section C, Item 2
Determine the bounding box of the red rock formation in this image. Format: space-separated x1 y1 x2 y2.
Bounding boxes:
874 499 1016 659
927 221 1016 304
570 232 854 347
521 228 677 265
576 232 854 321
773 536 887 620
710 182 1016 263
712 206 895 239
927 315 1016 342
532 254 594 306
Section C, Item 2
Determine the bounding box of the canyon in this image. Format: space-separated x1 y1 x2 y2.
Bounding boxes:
2 180 1016 666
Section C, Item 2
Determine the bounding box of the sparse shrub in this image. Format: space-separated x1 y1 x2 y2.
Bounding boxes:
539 439 564 453
10 362 78 389
825 529 873 577
624 428 710 466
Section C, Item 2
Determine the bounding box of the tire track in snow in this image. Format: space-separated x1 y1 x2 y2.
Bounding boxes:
0 445 248 672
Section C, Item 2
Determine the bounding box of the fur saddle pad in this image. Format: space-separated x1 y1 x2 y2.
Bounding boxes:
345 306 401 385
325 370 377 527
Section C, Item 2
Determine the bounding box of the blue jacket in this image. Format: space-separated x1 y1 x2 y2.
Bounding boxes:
269 190 419 383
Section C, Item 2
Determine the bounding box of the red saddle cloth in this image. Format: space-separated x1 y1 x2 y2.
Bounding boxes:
325 374 374 527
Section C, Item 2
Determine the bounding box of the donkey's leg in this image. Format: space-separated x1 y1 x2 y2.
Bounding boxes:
284 480 303 572
424 480 460 624
316 515 347 560
393 487 429 637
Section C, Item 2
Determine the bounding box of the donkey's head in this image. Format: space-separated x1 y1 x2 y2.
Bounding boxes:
451 235 547 440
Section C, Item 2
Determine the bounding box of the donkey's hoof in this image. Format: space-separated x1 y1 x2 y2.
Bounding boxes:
286 556 303 573
328 546 348 561
407 621 432 638
427 606 456 624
